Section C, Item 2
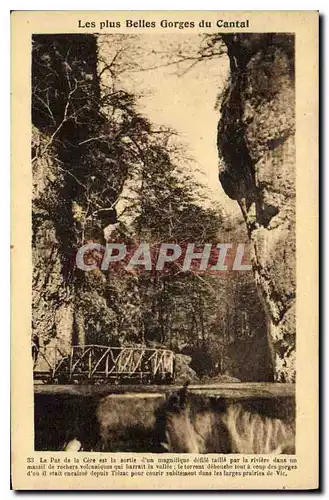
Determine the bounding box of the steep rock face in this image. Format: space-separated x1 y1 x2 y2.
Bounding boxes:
32 35 102 350
218 34 295 382
32 126 74 351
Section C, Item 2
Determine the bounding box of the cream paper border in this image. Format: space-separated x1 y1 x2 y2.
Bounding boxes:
11 10 319 490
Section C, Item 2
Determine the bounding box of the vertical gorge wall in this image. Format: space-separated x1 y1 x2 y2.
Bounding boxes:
218 34 296 382
32 35 102 350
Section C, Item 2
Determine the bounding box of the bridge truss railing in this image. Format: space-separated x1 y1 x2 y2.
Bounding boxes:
33 345 175 383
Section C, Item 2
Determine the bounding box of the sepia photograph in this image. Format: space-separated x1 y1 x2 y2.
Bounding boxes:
31 31 296 454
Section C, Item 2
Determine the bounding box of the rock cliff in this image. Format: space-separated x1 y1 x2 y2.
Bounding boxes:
32 34 104 350
218 34 295 382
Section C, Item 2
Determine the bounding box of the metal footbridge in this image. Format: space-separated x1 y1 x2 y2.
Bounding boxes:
33 344 175 384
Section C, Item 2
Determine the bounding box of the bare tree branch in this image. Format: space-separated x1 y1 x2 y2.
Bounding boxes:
32 78 78 162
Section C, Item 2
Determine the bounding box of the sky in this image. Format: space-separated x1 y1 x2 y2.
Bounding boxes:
99 34 241 218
